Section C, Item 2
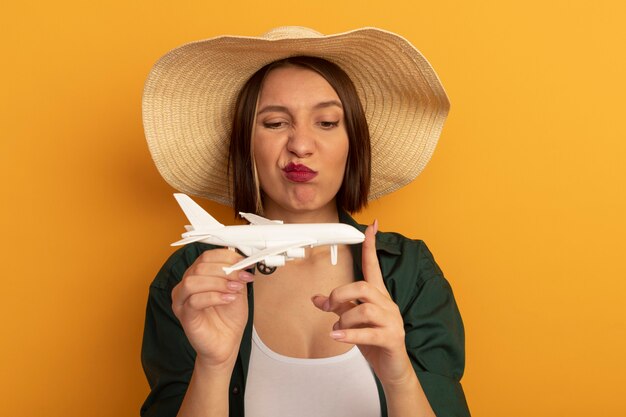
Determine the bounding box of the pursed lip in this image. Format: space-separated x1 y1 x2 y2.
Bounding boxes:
282 162 318 183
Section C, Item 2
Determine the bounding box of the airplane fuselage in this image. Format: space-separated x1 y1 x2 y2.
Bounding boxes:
184 223 363 254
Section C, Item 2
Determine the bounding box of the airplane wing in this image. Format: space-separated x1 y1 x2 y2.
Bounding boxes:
223 239 316 274
239 212 283 225
171 235 210 246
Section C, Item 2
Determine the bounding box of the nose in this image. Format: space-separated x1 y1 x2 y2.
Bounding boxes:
286 124 316 158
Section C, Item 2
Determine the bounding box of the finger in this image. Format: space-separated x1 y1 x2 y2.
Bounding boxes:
186 262 254 283
335 302 391 330
189 249 244 273
325 281 391 313
331 325 406 351
172 275 248 308
311 294 355 317
186 262 233 278
174 292 240 319
186 291 240 310
329 327 385 346
198 248 244 264
362 220 387 294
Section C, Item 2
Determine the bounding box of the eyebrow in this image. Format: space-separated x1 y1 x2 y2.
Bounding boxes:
314 100 343 110
257 100 343 116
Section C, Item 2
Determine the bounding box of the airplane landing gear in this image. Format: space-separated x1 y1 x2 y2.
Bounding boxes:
256 261 277 275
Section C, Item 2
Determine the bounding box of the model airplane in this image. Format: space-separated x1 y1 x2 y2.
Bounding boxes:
171 193 365 274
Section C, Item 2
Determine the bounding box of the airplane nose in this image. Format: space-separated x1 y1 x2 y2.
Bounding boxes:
347 227 365 243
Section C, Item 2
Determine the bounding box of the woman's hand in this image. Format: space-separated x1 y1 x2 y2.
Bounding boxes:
171 249 253 370
311 221 415 387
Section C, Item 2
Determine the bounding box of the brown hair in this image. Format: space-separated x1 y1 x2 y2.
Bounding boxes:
228 56 371 214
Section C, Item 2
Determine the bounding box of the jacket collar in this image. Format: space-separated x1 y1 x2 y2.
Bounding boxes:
338 209 402 254
338 209 402 281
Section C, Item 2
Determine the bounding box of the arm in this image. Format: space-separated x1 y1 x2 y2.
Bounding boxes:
141 245 252 417
312 222 435 417
312 224 470 417
176 358 234 417
383 368 434 417
401 262 470 417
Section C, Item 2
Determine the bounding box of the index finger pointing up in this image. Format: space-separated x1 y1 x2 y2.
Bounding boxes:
362 220 388 294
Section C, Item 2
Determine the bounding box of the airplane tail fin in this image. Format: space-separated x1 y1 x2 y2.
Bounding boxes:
174 193 224 230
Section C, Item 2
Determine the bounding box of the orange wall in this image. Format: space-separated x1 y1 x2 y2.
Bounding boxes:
2 1 625 416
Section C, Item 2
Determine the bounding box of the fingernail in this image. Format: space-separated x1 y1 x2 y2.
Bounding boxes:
330 330 345 339
239 271 254 282
373 219 378 234
227 281 243 290
323 300 330 312
221 294 236 302
332 321 340 331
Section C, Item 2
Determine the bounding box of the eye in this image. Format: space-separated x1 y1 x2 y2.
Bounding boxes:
319 120 340 129
263 121 287 129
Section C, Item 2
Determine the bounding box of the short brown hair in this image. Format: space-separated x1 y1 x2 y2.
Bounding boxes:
229 56 371 214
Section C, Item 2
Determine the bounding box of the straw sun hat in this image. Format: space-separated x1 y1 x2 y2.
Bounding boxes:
143 26 450 206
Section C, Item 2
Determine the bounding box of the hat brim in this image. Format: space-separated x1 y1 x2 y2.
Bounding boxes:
143 27 449 206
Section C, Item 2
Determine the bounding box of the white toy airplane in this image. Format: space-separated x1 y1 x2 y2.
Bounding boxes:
171 193 365 274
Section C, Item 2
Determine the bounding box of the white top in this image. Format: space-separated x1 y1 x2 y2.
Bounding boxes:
244 326 381 417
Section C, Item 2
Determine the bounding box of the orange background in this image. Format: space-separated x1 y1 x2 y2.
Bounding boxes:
2 1 625 416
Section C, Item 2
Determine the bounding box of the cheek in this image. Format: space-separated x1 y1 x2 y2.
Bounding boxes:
323 140 349 193
334 139 350 170
252 138 281 184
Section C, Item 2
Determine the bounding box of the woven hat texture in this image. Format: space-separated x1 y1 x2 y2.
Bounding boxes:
143 26 450 205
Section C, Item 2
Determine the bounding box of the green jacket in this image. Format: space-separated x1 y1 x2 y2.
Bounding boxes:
141 211 471 416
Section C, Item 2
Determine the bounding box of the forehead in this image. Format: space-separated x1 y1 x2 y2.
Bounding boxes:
258 65 341 106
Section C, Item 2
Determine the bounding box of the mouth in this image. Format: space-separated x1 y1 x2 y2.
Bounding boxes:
282 162 318 183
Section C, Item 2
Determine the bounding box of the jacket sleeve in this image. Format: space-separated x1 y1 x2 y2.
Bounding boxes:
140 245 202 417
389 240 471 417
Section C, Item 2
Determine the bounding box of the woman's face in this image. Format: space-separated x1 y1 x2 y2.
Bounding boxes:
253 66 349 218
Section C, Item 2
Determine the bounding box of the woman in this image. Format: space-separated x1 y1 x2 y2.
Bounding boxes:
141 27 470 417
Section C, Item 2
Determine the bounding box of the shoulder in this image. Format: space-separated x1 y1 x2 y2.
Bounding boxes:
150 242 219 292
375 230 445 283
340 210 445 289
376 231 444 284
373 230 450 311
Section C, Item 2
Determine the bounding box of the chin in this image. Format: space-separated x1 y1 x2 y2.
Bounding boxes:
264 192 337 217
